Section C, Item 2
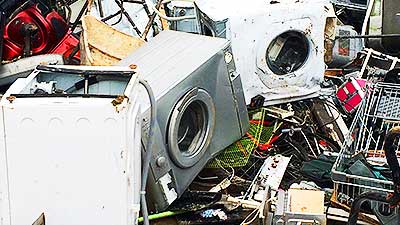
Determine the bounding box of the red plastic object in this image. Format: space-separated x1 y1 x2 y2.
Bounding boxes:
2 3 73 61
336 78 367 114
50 31 80 62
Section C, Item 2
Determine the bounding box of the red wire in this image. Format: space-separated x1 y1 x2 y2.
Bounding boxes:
258 134 282 151
249 120 272 126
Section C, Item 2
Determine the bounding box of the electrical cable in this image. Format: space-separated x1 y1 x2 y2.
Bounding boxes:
240 208 260 225
138 79 156 225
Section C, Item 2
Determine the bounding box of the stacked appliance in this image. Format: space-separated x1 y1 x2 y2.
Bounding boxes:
195 0 327 105
118 30 249 212
0 65 142 225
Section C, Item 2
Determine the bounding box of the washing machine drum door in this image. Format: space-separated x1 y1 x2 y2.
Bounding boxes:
168 88 216 168
256 29 313 89
265 31 309 76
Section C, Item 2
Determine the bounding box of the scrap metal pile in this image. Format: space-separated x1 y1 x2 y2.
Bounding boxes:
0 0 400 225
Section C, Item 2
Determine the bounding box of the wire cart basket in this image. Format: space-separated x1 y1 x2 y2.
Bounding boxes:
331 82 400 223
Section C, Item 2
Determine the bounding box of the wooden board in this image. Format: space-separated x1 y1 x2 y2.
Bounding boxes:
288 189 325 214
80 15 145 66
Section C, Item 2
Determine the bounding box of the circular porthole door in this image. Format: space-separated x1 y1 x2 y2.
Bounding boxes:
266 31 310 75
168 88 216 168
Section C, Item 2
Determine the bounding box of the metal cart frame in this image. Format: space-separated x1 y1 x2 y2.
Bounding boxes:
332 82 400 224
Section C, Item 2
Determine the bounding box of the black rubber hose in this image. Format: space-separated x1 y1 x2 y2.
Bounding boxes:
384 127 400 187
347 192 388 225
139 79 156 225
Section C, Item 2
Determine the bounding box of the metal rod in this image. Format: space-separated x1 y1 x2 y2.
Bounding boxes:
140 0 153 18
101 10 121 22
113 0 142 36
111 0 124 25
98 0 104 17
336 34 400 39
141 0 162 40
71 0 89 32
65 42 80 64
123 0 145 4
140 0 158 35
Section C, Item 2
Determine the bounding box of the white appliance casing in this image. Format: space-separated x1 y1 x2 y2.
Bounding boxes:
0 67 142 225
196 0 328 105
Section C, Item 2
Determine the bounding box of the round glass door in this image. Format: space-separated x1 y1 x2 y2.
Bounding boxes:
266 31 310 75
168 88 215 168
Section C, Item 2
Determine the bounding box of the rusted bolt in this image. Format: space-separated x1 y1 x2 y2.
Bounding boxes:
111 95 125 106
6 96 16 103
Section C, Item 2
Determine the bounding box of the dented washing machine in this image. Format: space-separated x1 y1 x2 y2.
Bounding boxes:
195 0 327 105
118 30 249 212
0 65 142 225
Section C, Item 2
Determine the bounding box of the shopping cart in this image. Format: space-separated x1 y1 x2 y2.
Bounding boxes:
331 82 400 224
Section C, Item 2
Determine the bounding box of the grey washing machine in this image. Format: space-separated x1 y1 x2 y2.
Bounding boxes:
118 30 249 212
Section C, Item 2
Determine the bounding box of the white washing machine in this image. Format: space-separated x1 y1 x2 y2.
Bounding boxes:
195 0 328 105
0 65 142 225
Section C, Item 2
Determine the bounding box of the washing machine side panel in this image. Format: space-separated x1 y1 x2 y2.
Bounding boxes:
128 105 142 224
210 52 248 151
0 106 11 225
227 13 268 104
124 85 142 224
222 45 250 135
2 99 131 225
231 75 250 134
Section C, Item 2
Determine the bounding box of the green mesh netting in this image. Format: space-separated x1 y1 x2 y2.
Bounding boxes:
206 109 279 168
